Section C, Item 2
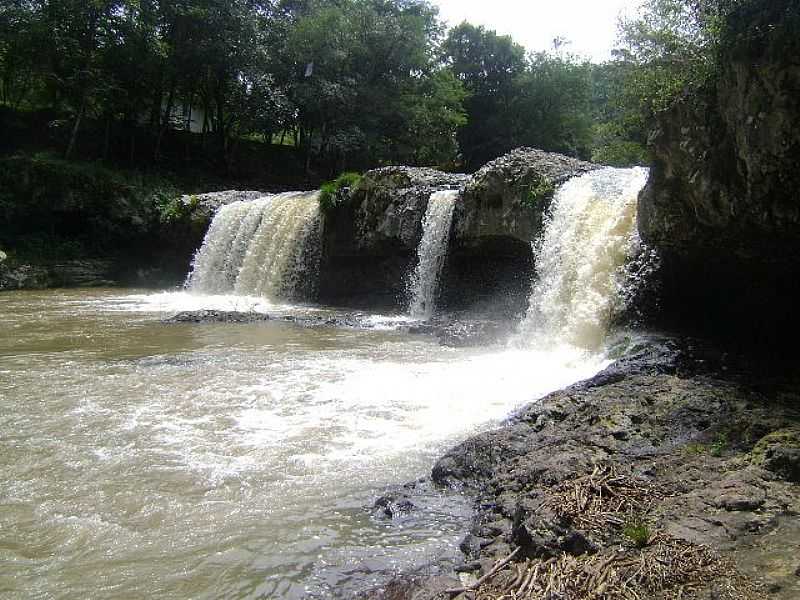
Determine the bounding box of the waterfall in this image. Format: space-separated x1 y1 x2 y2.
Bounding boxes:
407 190 459 320
518 167 650 349
186 191 322 300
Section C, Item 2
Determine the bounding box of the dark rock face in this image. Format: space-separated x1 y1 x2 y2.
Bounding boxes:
318 150 599 314
638 1 800 347
318 167 467 308
0 259 117 290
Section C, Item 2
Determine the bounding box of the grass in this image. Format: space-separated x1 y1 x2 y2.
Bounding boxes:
522 175 555 209
319 171 362 212
683 432 731 458
684 442 708 455
710 432 730 457
623 515 651 548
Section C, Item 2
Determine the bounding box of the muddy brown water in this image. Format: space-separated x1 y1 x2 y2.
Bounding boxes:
0 289 608 598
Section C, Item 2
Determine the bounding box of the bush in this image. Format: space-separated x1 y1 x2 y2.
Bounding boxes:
623 516 651 548
0 153 181 256
591 141 650 167
319 172 362 212
522 176 555 209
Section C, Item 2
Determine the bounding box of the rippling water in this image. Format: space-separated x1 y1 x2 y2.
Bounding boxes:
0 289 609 599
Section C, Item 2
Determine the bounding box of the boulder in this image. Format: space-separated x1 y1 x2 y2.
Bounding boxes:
318 166 466 307
454 147 598 247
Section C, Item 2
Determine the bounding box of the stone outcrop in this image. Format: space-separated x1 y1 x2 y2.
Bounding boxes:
444 148 598 317
318 167 467 307
638 0 800 346
179 190 265 223
318 150 598 314
0 259 117 290
454 147 597 247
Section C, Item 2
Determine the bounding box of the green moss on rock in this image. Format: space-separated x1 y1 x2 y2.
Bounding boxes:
319 172 363 213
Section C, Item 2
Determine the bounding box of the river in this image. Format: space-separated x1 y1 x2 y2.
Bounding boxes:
0 289 608 599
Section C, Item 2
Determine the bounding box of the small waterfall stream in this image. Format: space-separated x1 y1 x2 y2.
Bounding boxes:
187 191 321 300
408 190 459 320
518 167 650 349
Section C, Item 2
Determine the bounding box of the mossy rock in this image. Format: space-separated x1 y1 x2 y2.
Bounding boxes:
319 172 363 213
750 427 800 482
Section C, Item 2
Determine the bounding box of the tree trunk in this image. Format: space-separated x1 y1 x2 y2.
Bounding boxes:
154 80 176 162
103 116 112 161
65 99 86 160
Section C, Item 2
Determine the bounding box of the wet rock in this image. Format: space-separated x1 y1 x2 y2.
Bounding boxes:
318 167 466 307
180 190 265 222
373 493 416 520
166 310 272 324
439 148 598 317
0 262 52 290
458 533 491 559
359 575 462 600
763 447 800 483
710 479 767 512
418 338 800 599
163 310 387 330
454 147 597 247
0 259 117 290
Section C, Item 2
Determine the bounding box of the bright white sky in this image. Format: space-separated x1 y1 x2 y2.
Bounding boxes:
433 0 644 62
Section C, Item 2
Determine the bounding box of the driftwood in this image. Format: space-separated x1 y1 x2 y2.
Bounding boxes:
440 465 763 600
472 534 761 600
444 547 521 596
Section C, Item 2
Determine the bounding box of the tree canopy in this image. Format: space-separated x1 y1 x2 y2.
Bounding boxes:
0 0 745 175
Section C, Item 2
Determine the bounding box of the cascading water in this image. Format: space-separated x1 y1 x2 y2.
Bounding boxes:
407 190 459 320
518 167 650 349
186 191 321 300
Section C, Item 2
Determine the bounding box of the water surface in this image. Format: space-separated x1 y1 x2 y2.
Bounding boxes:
0 289 607 598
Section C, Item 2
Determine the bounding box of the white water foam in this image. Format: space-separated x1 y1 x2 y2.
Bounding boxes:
408 190 459 320
187 191 321 300
517 167 650 350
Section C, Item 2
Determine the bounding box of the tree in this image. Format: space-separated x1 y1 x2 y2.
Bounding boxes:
0 1 43 108
279 0 460 172
442 22 527 170
513 51 593 159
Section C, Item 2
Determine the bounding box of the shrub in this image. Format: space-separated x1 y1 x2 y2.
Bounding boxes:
522 176 555 209
623 516 651 548
710 432 730 457
319 172 362 212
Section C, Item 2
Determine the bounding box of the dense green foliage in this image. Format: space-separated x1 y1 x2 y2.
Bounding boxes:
443 24 593 170
0 0 759 179
0 153 189 259
319 171 362 212
0 0 470 173
0 0 653 176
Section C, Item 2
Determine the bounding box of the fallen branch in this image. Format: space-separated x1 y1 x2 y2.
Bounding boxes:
444 547 521 596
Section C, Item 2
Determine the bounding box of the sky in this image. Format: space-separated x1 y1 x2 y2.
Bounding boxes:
432 0 644 62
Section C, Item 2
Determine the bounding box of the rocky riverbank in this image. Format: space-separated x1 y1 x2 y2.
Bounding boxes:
361 336 800 600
